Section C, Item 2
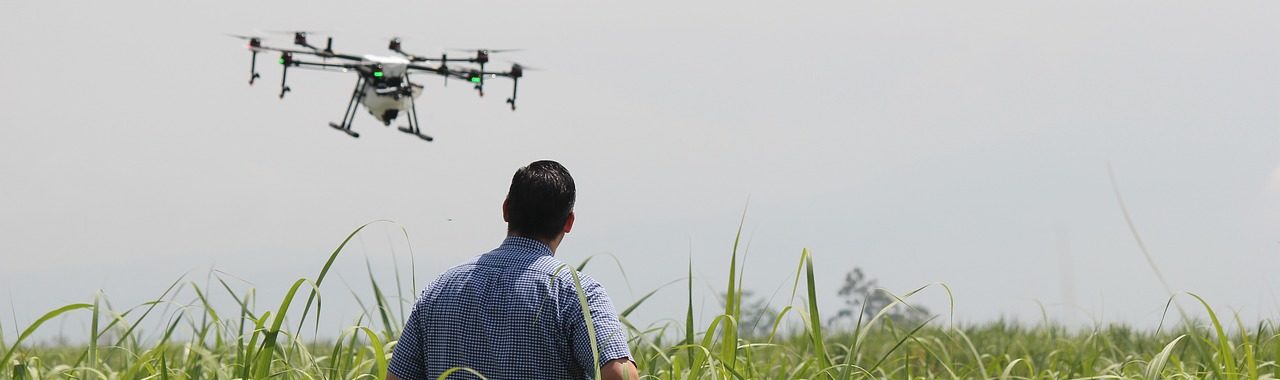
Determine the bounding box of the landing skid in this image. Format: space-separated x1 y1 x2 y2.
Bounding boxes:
328 77 366 139
329 122 360 138
327 74 433 142
397 126 434 141
396 73 434 142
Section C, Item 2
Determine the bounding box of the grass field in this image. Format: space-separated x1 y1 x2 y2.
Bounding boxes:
3 222 1277 379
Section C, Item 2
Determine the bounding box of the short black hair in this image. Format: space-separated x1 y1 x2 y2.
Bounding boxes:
506 160 576 240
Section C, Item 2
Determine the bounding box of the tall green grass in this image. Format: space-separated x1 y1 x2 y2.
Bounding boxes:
2 222 1277 379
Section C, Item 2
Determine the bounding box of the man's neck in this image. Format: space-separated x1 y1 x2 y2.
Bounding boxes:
507 233 562 253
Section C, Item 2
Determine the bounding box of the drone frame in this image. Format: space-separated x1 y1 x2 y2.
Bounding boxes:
236 32 525 142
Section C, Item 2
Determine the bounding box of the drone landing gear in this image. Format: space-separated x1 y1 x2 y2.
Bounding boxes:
329 123 359 138
249 50 261 85
505 77 519 111
397 87 433 142
279 57 292 98
396 127 433 142
329 77 366 138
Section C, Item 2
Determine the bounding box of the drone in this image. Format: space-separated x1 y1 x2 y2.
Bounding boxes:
232 32 527 141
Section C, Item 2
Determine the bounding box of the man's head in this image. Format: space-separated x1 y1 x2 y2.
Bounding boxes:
503 160 576 243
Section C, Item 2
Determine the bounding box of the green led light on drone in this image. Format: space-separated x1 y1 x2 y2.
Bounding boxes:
278 58 284 64
470 77 482 83
373 71 384 77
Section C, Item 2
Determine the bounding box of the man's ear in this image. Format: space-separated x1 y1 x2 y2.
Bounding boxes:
502 199 510 223
563 211 575 234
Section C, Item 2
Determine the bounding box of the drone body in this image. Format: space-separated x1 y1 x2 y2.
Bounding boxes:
344 55 420 127
234 32 526 142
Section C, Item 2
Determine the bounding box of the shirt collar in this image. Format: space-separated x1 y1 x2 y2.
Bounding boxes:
498 236 554 257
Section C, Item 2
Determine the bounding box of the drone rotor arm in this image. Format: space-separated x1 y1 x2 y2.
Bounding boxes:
288 63 364 75
250 44 365 62
322 52 367 61
290 60 364 70
405 63 449 75
404 56 476 63
289 49 365 62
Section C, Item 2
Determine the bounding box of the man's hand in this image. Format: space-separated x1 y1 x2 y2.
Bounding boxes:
601 358 639 380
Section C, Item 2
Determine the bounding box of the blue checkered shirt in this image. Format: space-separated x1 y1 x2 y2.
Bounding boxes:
388 237 633 380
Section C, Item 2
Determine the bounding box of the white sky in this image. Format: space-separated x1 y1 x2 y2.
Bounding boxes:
2 0 1279 338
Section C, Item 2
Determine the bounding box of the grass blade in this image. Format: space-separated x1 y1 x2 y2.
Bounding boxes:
0 303 93 373
1188 293 1237 380
802 249 834 376
1145 334 1186 379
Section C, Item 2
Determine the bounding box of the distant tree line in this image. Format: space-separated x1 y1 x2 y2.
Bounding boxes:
728 266 931 338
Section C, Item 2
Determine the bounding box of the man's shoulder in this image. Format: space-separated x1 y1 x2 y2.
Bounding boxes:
429 251 574 281
439 255 483 277
547 266 612 303
422 246 607 296
417 256 483 294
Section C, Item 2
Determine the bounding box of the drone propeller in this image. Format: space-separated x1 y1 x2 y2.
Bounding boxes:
510 63 527 77
443 49 524 96
229 34 267 85
449 48 521 65
226 34 263 40
438 53 451 86
385 36 435 47
261 30 336 52
226 34 265 48
504 62 529 111
390 38 458 63
263 29 331 36
447 48 523 53
503 61 542 72
387 37 426 57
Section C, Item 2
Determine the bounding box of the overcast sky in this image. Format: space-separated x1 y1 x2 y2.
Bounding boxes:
2 0 1279 338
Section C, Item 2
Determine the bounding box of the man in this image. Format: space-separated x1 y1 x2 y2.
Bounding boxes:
388 160 638 380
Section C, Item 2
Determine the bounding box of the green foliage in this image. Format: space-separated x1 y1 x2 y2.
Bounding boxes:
1 223 1276 380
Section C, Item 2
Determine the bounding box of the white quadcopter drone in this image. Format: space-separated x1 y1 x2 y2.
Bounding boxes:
232 32 527 142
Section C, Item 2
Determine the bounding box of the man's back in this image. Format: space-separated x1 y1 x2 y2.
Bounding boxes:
388 237 632 380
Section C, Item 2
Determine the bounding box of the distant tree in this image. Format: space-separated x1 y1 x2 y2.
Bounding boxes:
829 267 929 327
721 290 780 340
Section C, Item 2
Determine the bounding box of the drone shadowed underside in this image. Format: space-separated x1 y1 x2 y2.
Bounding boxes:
231 32 528 142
